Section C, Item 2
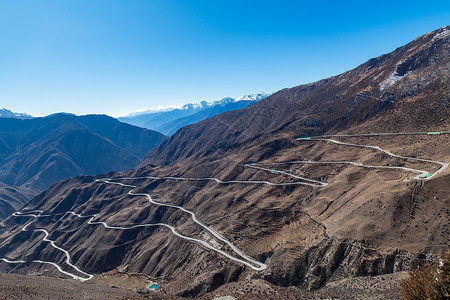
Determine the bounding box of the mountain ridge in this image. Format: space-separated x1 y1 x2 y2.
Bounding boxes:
0 114 167 191
0 108 33 119
139 25 449 168
155 99 263 136
118 93 270 135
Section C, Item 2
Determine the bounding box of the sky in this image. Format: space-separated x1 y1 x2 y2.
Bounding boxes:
0 0 449 117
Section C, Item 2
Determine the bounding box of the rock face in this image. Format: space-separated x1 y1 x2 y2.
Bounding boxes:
0 114 167 191
0 27 448 298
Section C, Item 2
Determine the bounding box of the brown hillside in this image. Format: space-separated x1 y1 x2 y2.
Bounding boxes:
140 25 449 168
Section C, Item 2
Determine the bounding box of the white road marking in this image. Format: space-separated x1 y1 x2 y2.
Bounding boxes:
1 210 93 281
295 137 448 180
95 179 267 271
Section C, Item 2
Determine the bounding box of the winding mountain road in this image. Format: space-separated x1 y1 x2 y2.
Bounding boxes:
1 130 447 282
300 137 448 180
1 210 94 281
95 178 267 271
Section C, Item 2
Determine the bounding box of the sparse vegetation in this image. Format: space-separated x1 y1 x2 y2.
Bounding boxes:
401 251 449 299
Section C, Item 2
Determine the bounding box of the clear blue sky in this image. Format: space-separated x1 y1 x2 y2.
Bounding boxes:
0 0 449 117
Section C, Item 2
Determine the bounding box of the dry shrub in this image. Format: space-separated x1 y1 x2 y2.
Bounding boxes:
401 251 449 299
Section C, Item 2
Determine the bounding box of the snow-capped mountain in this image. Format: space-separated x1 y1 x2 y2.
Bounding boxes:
121 93 270 117
118 93 271 135
0 108 33 119
235 93 271 101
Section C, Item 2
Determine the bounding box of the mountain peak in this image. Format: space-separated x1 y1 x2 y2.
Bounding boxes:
0 108 33 119
431 25 450 41
235 93 272 101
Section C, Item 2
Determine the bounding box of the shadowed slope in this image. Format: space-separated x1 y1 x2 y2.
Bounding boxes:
0 114 167 190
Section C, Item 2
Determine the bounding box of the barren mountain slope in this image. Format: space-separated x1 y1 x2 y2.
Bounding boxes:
0 27 448 298
0 183 37 220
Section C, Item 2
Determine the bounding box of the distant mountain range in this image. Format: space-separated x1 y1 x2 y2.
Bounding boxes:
0 108 33 119
118 93 270 135
0 114 167 191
